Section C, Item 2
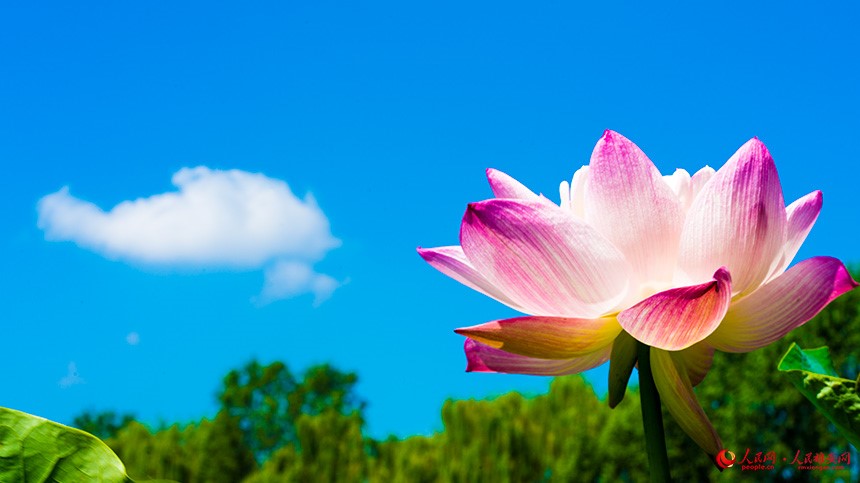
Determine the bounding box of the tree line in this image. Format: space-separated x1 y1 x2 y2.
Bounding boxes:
75 270 860 482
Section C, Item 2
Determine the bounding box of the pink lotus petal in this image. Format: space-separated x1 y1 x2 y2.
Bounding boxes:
675 341 715 387
486 168 539 200
417 246 525 312
708 257 858 353
679 138 787 295
663 168 692 209
455 316 621 359
568 165 590 218
651 349 722 456
460 198 630 318
767 191 823 280
585 130 685 285
690 166 715 199
464 339 611 375
618 268 732 351
558 180 571 210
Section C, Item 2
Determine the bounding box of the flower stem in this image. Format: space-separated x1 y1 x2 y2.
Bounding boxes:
637 342 671 482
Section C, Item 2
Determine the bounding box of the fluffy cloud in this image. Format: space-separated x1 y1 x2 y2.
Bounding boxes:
37 167 341 303
258 260 341 306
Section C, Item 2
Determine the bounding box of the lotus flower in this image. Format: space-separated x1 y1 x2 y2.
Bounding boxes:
418 130 857 456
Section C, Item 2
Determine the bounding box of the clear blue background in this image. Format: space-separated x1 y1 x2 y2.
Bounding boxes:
1 2 858 437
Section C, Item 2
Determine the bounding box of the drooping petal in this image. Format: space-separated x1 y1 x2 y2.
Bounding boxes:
464 338 610 375
417 246 525 312
678 138 787 295
767 191 823 280
585 130 685 285
708 257 858 353
455 316 621 359
651 349 722 456
618 268 732 351
460 198 631 317
486 168 539 200
608 331 638 408
674 341 715 387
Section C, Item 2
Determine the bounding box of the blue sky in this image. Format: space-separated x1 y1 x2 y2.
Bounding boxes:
1 2 858 439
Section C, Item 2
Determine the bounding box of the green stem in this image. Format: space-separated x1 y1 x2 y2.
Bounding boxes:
637 342 671 482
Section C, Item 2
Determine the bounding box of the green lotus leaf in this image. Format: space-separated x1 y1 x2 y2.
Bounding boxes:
778 343 860 449
0 407 176 483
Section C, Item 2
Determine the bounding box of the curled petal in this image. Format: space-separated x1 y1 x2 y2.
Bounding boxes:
585 130 685 284
618 268 732 351
486 168 539 200
464 339 610 375
455 316 621 359
674 341 715 387
651 349 722 456
679 138 787 295
768 191 823 280
460 198 630 317
417 246 525 312
709 257 858 353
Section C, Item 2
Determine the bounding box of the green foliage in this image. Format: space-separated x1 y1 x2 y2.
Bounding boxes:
295 364 365 417
248 410 366 482
107 413 254 483
434 375 649 482
72 410 135 440
248 375 648 482
367 435 440 483
218 360 363 462
190 411 257 483
439 392 545 482
0 406 131 483
218 360 298 461
778 344 860 449
108 422 187 482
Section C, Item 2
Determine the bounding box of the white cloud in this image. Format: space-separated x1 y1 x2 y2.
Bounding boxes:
37 167 342 303
258 260 341 306
38 167 339 267
58 362 84 389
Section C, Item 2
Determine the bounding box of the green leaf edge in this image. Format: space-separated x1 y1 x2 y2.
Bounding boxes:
777 343 860 449
0 406 178 483
777 342 839 376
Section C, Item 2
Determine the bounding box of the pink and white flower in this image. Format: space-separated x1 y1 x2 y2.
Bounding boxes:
418 130 857 456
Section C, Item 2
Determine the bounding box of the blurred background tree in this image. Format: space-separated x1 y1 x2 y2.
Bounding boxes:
217 360 298 462
217 360 364 463
72 410 135 440
247 410 366 482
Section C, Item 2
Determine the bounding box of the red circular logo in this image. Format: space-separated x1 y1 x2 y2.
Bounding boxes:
716 449 736 469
